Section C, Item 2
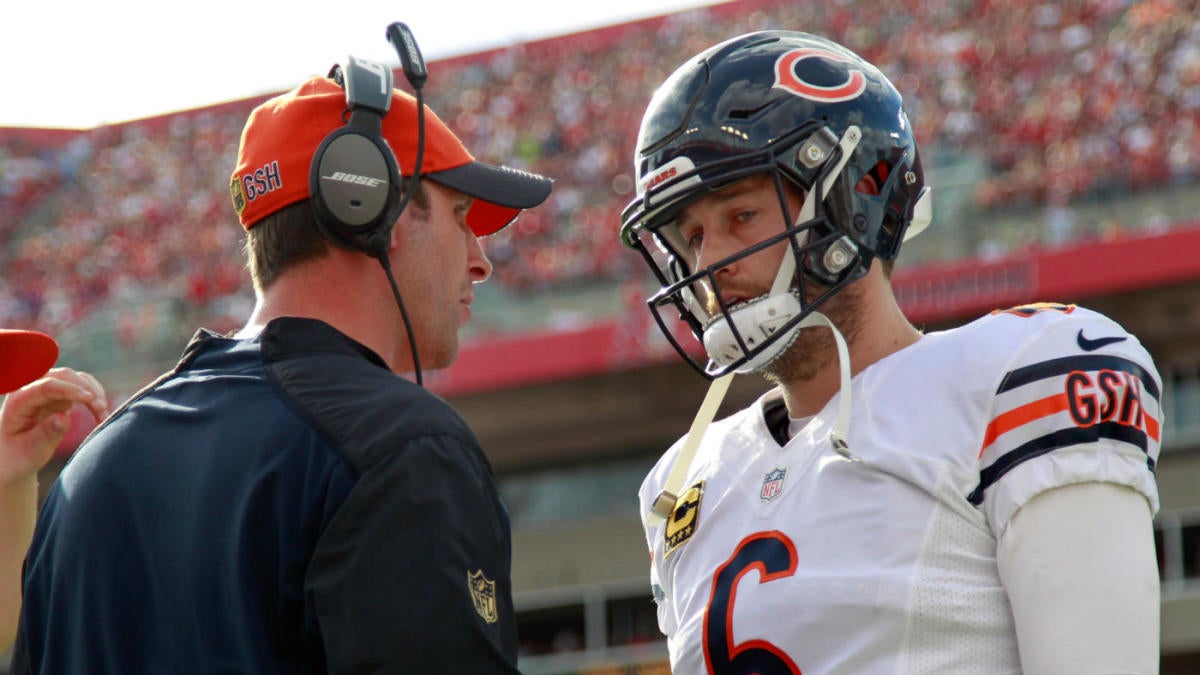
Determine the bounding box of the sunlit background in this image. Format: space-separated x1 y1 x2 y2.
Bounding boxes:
4 1 1200 673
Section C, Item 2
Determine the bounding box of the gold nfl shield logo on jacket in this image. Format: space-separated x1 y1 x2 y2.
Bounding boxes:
468 570 498 624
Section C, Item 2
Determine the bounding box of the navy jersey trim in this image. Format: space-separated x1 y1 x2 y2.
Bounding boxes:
997 354 1160 401
967 422 1155 505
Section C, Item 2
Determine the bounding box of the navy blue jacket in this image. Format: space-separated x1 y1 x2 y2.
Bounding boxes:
13 317 518 673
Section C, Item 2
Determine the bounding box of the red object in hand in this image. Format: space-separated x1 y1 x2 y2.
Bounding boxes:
0 329 60 394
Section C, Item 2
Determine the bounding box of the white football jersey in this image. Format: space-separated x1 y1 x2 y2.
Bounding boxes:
638 303 1162 674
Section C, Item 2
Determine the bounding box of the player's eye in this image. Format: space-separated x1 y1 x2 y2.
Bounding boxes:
672 221 701 253
732 209 758 224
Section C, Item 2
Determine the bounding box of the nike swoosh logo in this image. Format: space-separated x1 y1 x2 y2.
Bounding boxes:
1076 329 1127 352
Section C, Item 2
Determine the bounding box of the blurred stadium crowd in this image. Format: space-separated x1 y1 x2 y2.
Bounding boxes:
1 0 1198 342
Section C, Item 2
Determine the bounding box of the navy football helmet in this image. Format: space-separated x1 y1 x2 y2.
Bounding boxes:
620 31 931 378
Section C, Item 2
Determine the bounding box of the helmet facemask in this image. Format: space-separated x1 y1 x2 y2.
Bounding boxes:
628 30 936 527
626 124 870 378
620 30 932 381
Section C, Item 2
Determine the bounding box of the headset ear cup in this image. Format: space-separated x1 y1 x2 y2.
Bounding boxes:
309 123 404 257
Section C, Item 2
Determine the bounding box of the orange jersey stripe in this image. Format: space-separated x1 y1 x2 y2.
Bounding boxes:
1146 412 1161 443
980 393 1070 457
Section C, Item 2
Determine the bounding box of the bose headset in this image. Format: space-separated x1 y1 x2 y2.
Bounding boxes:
308 22 430 385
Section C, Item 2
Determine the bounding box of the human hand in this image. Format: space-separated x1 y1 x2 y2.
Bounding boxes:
0 368 108 486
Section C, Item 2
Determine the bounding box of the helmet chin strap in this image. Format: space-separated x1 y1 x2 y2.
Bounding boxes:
701 126 862 375
646 310 856 525
646 126 865 527
806 311 854 457
646 370 734 525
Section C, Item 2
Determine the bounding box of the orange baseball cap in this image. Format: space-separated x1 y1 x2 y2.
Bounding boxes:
0 329 59 395
230 75 552 235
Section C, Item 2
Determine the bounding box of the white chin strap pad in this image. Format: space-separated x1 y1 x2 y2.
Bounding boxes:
703 292 803 373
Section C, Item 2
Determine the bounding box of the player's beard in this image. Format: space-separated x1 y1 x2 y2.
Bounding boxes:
759 277 866 385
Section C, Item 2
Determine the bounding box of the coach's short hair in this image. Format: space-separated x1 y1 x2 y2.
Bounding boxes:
243 183 432 291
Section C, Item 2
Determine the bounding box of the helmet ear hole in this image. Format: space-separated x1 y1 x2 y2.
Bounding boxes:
854 173 880 196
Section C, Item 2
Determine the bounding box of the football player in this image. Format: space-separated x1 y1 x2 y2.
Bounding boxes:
621 31 1161 674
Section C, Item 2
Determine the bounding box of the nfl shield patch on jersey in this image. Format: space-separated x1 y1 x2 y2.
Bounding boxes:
760 467 788 502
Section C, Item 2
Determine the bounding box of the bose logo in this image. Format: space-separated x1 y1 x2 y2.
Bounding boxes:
323 171 387 188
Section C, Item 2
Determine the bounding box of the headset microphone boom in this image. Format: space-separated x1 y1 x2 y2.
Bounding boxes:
308 21 431 385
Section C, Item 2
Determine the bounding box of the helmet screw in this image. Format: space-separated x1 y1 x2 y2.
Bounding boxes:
805 146 824 163
853 213 868 232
